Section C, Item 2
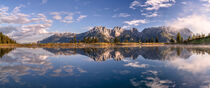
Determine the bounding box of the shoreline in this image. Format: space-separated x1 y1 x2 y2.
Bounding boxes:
1 43 210 48
0 43 165 48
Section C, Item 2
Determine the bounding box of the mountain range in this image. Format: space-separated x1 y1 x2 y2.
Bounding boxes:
39 26 193 43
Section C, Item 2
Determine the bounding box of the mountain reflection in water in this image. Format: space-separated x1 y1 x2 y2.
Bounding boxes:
44 47 192 61
0 46 209 88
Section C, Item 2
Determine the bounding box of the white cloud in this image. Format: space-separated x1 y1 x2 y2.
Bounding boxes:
143 0 176 11
50 12 62 20
141 12 158 17
124 19 147 26
168 15 210 34
122 25 131 29
77 15 87 21
13 5 25 13
0 6 53 43
50 12 87 24
62 15 74 23
112 13 130 18
42 0 48 4
53 15 62 20
130 0 176 18
130 1 141 9
0 5 32 24
123 19 147 29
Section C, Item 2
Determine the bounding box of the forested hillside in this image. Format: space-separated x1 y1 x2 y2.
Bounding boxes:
0 32 16 44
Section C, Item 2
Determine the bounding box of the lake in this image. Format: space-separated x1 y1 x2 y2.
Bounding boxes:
0 46 210 88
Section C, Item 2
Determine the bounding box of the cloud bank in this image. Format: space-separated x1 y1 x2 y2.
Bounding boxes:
168 0 210 34
168 15 210 34
0 6 53 43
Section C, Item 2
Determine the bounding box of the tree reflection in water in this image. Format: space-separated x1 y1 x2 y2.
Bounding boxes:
0 48 14 58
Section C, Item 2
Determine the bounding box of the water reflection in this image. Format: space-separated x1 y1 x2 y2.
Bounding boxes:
0 46 209 88
0 48 53 84
44 47 192 61
0 48 14 58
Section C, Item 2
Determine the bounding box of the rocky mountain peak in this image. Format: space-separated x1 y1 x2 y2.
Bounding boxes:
113 26 123 31
90 26 110 33
112 26 124 37
131 28 138 32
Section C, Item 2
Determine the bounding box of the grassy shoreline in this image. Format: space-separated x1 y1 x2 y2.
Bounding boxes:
0 43 165 48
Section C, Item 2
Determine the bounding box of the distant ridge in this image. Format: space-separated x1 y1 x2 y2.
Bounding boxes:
39 26 193 43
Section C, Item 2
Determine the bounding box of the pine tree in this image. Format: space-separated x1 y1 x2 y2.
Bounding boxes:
181 37 183 43
83 37 87 43
95 37 99 43
177 32 182 43
87 37 91 43
114 37 120 43
187 36 191 41
151 37 154 43
124 40 128 43
138 40 141 43
145 38 148 43
73 35 77 43
155 36 159 43
170 37 175 43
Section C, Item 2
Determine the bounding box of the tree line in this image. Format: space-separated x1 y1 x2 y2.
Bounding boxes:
0 32 16 44
69 36 99 43
69 35 160 43
169 32 210 43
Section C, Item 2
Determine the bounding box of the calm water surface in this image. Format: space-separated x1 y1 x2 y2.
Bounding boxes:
0 46 210 88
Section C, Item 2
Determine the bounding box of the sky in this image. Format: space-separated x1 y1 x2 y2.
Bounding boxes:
0 0 210 43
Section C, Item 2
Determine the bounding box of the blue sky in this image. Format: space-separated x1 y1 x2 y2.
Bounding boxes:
0 0 210 43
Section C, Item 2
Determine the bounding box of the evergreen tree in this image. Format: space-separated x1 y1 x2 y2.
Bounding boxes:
83 37 87 43
78 40 81 43
124 40 128 43
181 37 183 42
94 37 99 43
73 35 77 43
145 38 148 43
87 37 91 43
114 37 120 43
138 40 141 43
176 32 182 43
151 37 154 43
155 36 159 43
170 37 175 43
187 36 191 41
